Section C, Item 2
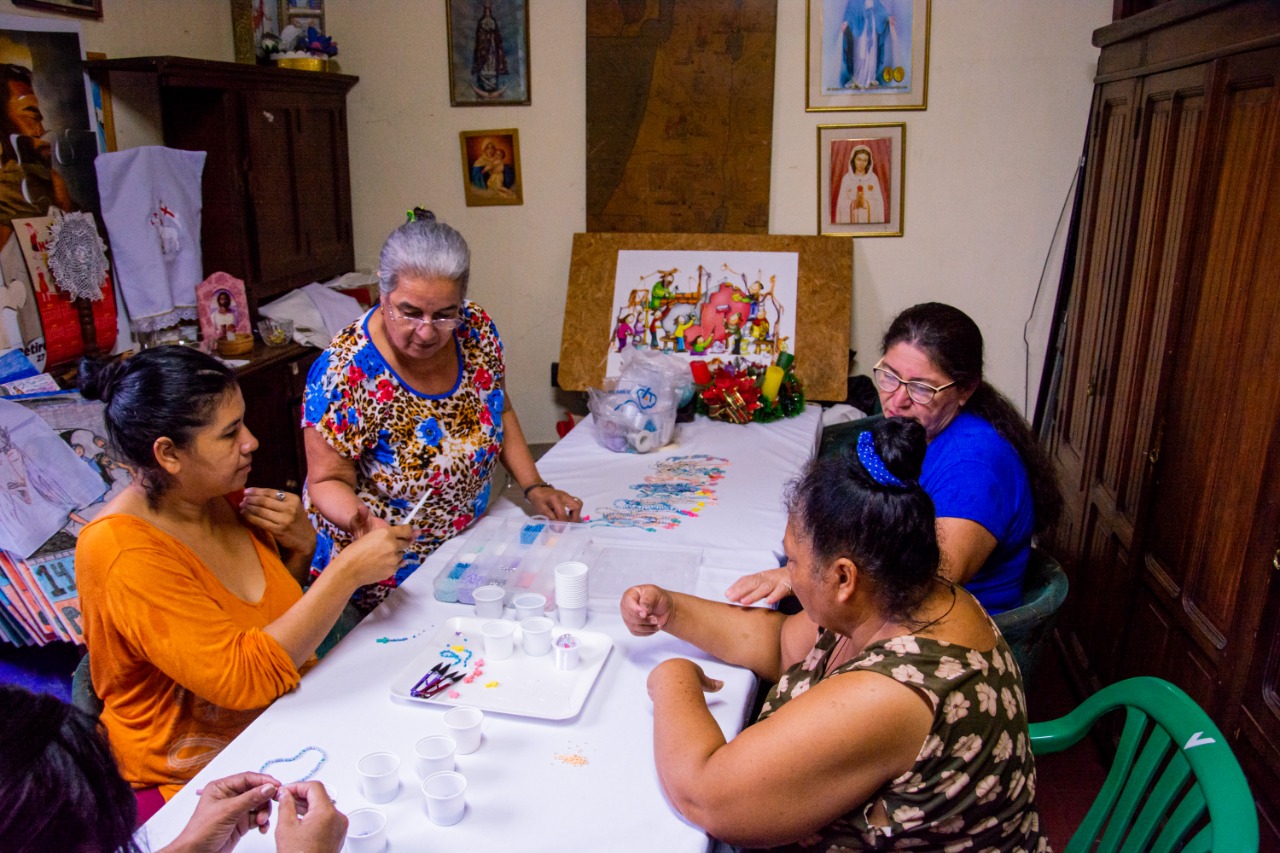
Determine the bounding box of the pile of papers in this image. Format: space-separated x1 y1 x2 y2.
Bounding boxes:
0 391 132 646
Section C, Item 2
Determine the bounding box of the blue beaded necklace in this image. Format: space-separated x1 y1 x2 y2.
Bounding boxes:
258 746 327 783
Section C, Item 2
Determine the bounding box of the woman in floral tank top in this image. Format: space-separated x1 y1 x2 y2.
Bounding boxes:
622 417 1048 852
303 214 582 614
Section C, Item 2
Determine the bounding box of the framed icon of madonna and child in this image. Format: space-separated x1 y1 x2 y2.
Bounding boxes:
818 122 904 237
459 129 523 207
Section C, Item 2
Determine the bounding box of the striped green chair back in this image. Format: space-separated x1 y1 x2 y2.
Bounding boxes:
1028 676 1258 852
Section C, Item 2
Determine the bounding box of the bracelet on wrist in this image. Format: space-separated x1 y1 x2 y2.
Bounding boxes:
523 481 553 499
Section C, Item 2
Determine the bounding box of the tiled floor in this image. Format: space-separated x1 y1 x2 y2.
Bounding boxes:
1026 645 1111 849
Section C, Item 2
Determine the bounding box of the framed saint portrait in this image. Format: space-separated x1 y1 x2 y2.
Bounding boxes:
806 0 929 112
459 129 523 207
196 272 252 350
818 123 904 237
446 0 531 107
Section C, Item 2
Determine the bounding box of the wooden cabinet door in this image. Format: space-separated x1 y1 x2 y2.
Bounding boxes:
1046 78 1139 565
243 90 354 304
1048 67 1213 686
1237 543 1280 846
1070 64 1211 687
1122 46 1280 716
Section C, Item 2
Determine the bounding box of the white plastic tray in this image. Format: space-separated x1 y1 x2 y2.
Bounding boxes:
389 616 613 721
580 540 703 611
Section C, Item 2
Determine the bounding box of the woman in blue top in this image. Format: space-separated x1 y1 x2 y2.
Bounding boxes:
728 303 1061 615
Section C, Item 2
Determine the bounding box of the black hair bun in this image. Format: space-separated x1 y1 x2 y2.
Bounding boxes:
77 357 129 405
872 416 928 483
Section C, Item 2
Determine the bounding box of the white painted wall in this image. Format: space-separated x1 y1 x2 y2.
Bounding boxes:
32 0 1109 439
331 0 1108 440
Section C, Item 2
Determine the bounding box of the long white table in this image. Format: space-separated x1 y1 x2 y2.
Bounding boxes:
139 407 822 853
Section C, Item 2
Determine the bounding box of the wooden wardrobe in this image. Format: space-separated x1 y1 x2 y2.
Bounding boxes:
1042 0 1280 839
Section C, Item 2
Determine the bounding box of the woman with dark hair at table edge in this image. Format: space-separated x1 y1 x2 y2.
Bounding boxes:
623 417 1046 850
0 684 346 853
728 301 1061 616
75 346 414 800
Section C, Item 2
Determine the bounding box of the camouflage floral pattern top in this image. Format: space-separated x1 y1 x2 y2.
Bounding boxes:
301 302 505 613
753 610 1050 852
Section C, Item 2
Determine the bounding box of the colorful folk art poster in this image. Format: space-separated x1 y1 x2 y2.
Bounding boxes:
605 250 799 380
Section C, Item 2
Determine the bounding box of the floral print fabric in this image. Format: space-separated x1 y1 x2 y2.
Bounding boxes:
755 614 1049 852
301 302 505 612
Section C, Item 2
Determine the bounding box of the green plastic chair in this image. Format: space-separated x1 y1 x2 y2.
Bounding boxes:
1028 676 1259 852
992 546 1069 685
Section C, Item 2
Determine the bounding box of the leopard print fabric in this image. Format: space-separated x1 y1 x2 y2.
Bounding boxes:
301 302 505 613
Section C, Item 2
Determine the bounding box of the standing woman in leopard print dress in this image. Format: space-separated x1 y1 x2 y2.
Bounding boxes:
621 416 1048 852
303 212 581 616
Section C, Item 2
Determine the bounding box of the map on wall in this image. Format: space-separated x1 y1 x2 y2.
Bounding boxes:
586 0 777 234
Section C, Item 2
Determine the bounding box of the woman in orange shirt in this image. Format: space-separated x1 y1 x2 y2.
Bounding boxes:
76 346 415 799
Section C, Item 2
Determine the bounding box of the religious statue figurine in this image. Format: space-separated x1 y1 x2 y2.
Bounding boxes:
472 1 508 97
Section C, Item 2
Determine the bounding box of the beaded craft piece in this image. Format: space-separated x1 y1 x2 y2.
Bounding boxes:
258 745 327 783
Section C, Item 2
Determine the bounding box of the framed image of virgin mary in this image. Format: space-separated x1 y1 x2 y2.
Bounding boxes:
806 0 929 112
818 123 904 237
446 0 531 106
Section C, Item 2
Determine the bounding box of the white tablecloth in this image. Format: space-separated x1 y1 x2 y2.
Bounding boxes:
139 411 823 853
491 406 823 571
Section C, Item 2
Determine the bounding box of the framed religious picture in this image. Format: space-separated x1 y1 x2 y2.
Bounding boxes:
446 0 531 106
806 0 929 112
196 272 253 355
818 122 905 237
11 0 101 19
229 0 279 63
459 129 523 207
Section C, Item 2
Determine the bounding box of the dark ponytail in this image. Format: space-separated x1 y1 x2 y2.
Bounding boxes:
79 347 238 506
883 302 1062 531
788 416 940 621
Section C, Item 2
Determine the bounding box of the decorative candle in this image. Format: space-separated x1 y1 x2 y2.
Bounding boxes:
761 365 785 401
690 360 712 385
775 351 795 370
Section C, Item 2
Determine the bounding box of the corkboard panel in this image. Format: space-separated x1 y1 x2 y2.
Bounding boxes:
558 232 851 401
586 0 776 233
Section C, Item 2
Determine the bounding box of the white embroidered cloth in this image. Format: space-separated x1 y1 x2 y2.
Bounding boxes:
94 147 206 332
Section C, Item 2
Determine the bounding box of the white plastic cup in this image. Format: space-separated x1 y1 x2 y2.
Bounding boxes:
443 706 485 754
415 734 456 778
357 752 401 804
481 619 515 660
423 770 468 826
345 807 388 853
553 561 590 609
472 585 506 619
521 616 554 656
558 605 587 629
513 592 547 621
554 633 580 670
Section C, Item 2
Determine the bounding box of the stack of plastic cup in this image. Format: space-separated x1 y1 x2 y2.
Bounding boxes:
554 561 589 628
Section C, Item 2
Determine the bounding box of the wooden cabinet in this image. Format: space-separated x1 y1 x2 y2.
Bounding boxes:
237 342 319 491
86 56 358 316
1043 1 1280 841
85 57 358 492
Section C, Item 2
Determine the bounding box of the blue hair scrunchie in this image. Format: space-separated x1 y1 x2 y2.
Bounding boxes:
856 430 906 488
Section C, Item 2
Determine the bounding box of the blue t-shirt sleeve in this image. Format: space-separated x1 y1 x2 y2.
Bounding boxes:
925 454 1015 541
